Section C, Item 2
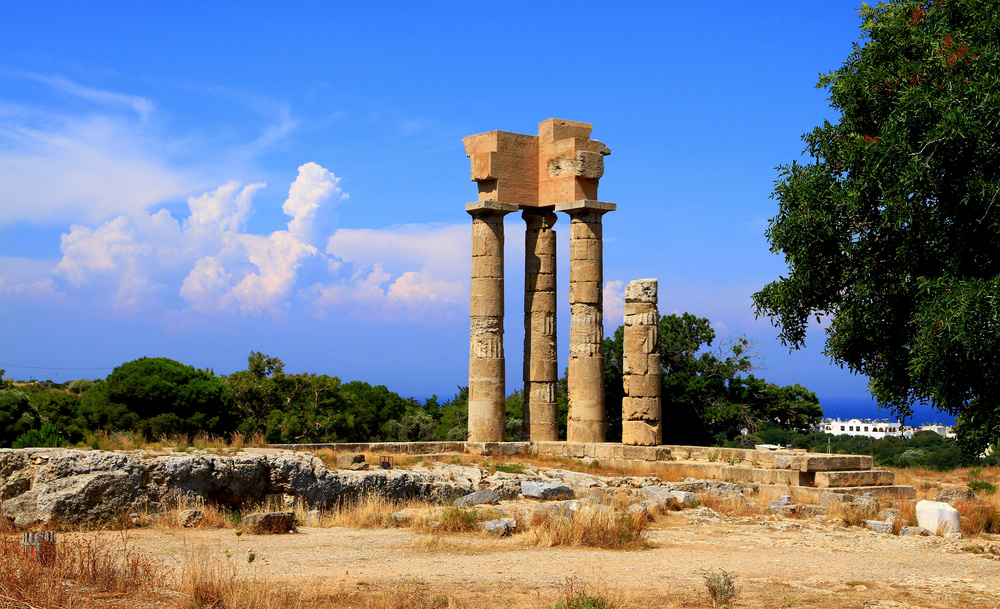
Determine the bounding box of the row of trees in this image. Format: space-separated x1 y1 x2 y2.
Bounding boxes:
745 422 989 471
1 311 822 449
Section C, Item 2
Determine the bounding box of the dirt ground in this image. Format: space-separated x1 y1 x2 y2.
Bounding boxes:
109 510 1000 609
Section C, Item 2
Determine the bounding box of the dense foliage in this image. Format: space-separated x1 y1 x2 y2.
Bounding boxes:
603 313 823 445
78 357 237 439
753 0 1000 454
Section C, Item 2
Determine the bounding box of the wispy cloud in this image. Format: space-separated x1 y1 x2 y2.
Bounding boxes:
0 72 300 227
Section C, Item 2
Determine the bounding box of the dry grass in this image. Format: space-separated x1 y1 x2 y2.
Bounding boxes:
526 506 649 550
0 531 168 608
694 492 759 517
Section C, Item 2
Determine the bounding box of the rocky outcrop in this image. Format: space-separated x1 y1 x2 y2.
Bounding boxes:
0 448 482 527
933 486 977 505
0 448 751 529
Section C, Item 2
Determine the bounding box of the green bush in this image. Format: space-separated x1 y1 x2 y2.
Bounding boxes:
12 423 67 448
969 480 997 495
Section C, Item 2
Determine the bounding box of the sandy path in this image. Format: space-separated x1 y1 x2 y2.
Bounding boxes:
108 511 1000 608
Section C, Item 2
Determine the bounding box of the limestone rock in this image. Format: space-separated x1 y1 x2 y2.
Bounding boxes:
3 470 143 528
933 486 976 505
900 526 930 537
624 279 657 303
864 519 892 533
482 472 524 498
242 511 295 534
915 500 961 537
482 518 516 536
521 481 574 500
454 488 502 507
179 509 204 527
640 486 694 506
335 453 369 471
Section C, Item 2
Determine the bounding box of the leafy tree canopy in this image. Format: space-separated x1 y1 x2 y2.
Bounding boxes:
604 313 822 445
82 357 236 438
753 0 1000 453
0 389 40 447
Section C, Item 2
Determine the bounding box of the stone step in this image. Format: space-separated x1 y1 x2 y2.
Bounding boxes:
759 452 875 472
814 470 895 488
790 484 916 505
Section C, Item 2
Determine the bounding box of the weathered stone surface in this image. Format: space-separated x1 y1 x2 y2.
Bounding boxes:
0 449 486 527
815 470 895 488
800 505 828 517
864 519 893 533
624 278 657 303
482 518 516 536
242 511 294 534
933 486 977 505
640 486 694 506
335 453 369 470
454 488 502 507
667 479 745 497
915 500 962 537
521 481 574 500
900 526 931 537
179 509 204 527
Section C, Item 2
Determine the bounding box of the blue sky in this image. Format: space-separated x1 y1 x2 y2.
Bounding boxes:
0 2 952 424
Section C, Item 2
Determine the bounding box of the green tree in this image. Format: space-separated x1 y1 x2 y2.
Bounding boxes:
437 386 469 441
0 389 40 447
82 357 236 439
603 313 822 445
753 0 1000 453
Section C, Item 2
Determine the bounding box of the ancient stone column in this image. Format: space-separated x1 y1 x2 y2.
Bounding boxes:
523 208 558 441
622 278 661 446
556 199 616 443
467 200 517 442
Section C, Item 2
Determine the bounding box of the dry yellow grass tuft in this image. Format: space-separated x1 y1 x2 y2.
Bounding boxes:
0 531 168 608
526 505 649 550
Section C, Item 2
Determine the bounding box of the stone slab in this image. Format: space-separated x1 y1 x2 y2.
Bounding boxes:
815 470 895 488
554 199 617 213
789 485 916 505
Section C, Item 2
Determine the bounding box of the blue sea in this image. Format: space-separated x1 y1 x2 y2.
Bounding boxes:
819 395 956 426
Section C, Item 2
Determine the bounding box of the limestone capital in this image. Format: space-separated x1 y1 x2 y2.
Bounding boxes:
554 200 617 215
466 200 519 216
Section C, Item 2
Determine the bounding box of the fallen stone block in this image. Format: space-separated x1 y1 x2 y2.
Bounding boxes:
336 453 369 470
933 486 977 505
521 481 574 500
453 488 502 507
178 508 203 527
900 526 930 537
915 500 961 537
242 511 295 534
864 519 892 533
483 519 511 536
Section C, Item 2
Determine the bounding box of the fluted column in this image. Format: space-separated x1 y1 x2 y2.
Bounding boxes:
622 279 661 445
556 199 615 443
467 200 517 442
523 208 558 441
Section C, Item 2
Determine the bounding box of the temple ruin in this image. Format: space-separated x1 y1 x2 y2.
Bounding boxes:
463 119 617 443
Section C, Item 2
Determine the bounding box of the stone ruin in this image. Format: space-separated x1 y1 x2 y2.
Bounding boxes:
463 118 635 444
453 119 915 507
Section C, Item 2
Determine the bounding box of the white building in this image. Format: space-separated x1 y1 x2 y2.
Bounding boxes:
815 418 911 439
918 423 955 437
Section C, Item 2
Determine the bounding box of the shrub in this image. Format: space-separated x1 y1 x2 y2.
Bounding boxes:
968 480 997 495
12 422 67 448
702 568 740 608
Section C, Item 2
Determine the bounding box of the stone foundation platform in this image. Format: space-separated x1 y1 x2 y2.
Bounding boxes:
271 441 916 506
